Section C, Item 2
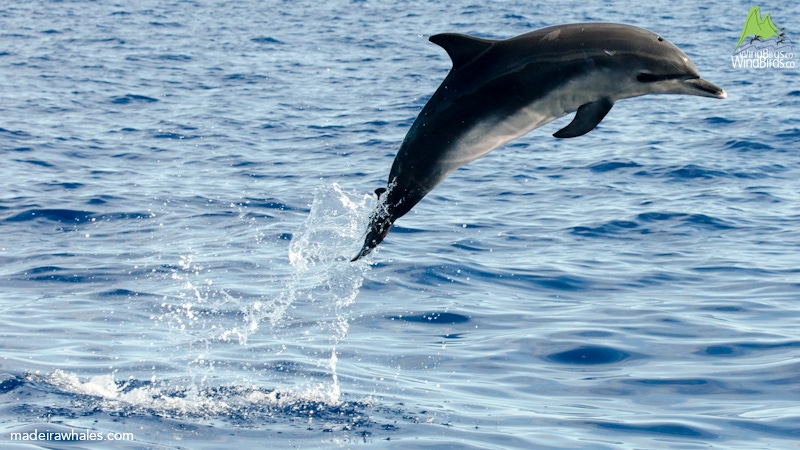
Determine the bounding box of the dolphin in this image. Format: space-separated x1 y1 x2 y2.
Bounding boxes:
352 22 726 261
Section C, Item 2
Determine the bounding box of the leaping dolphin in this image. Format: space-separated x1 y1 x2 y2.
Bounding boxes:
352 23 726 261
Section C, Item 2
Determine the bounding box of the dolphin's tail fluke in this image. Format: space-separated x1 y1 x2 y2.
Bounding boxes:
351 188 393 261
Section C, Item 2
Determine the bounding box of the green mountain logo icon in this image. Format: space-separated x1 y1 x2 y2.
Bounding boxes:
734 6 784 51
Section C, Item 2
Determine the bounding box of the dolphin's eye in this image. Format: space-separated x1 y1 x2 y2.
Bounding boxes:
637 72 660 83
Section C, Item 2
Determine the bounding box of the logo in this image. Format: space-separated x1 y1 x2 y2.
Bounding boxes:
731 6 795 69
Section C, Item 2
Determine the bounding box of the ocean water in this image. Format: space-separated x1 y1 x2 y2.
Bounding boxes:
1 0 799 448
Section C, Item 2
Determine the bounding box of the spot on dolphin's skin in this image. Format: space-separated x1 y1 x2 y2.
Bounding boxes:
546 345 631 365
543 29 561 41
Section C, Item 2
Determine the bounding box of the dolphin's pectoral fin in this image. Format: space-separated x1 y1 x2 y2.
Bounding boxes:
553 98 615 138
429 33 496 70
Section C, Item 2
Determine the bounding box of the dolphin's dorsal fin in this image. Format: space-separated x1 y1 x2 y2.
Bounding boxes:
429 33 495 70
553 98 615 138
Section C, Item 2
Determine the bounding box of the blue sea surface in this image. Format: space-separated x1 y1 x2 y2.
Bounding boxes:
1 0 799 448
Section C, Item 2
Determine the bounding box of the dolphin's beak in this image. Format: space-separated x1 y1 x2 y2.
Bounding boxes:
682 77 727 99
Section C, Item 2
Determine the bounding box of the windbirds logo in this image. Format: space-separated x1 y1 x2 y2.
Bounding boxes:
731 5 795 69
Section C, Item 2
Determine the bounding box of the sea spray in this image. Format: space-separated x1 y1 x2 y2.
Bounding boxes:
36 183 376 417
267 183 374 404
175 182 374 404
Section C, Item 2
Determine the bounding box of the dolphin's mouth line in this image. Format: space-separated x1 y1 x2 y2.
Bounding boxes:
683 77 728 99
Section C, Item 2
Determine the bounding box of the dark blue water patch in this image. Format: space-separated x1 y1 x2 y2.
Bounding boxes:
222 73 268 84
531 274 592 291
244 199 294 211
728 419 800 439
624 378 741 395
386 312 470 324
635 211 687 222
704 116 736 125
153 132 198 140
95 212 156 221
694 340 800 358
45 182 84 190
570 220 641 238
787 90 800 96
149 21 182 27
0 127 32 137
14 159 54 168
588 160 641 173
545 345 631 365
682 214 736 230
667 164 729 180
97 289 152 298
698 345 740 356
22 266 115 284
723 139 775 152
0 375 24 394
5 209 94 223
775 128 800 139
737 340 800 352
589 421 716 439
158 54 192 61
700 305 745 312
251 36 283 44
111 94 158 104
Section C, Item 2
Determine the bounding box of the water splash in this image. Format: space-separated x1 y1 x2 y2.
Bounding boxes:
151 183 374 406
37 183 375 417
268 183 374 404
268 183 374 329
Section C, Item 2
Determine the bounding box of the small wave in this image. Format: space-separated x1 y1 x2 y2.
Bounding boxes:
546 345 633 365
666 164 729 180
571 210 738 239
14 158 54 167
723 139 775 152
4 208 94 223
110 94 159 105
704 116 736 125
158 54 192 61
636 211 685 222
387 312 470 324
683 213 736 230
588 160 641 173
97 288 153 298
776 128 800 139
0 127 32 137
571 220 640 238
588 421 717 439
4 208 156 224
251 36 283 44
19 266 115 284
153 132 199 140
